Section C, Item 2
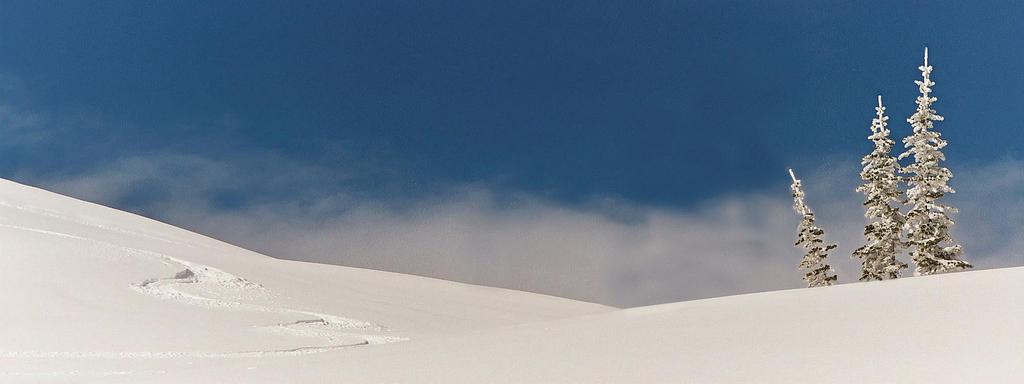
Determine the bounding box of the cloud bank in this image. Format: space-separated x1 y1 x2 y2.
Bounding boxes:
21 153 1024 307
3 79 1020 307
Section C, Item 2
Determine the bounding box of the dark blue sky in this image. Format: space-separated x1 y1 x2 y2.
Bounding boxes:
1 1 1022 208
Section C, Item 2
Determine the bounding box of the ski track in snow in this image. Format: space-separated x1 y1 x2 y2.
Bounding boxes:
0 202 407 362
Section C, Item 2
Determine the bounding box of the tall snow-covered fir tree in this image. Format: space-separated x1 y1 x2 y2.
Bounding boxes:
789 169 837 287
853 95 908 281
897 48 971 275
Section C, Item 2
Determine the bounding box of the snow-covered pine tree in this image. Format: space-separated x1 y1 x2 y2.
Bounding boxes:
853 95 908 281
789 169 838 287
898 48 971 275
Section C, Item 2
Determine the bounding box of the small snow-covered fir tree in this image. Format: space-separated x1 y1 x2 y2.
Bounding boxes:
897 48 971 275
853 95 908 280
789 169 837 287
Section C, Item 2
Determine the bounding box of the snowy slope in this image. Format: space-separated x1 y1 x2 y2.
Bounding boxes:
0 179 611 380
168 267 1024 383
0 178 1021 383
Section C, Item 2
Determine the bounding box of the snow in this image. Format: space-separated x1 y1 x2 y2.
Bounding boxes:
0 178 1021 383
0 179 610 380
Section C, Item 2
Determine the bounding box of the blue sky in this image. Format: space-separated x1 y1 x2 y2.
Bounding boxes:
1 1 1022 306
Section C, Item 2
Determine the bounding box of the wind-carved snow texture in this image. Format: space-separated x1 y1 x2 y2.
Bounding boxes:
0 369 144 379
0 200 196 249
130 257 407 347
0 200 406 360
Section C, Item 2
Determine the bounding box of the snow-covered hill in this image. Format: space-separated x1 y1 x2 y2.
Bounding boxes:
292 266 1021 383
0 179 611 380
0 178 1020 383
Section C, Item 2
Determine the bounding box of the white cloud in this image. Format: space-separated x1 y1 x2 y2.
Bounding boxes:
21 154 1024 307
0 104 52 147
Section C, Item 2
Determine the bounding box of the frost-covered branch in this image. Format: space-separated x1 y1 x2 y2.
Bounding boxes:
789 169 837 287
853 95 908 280
898 48 971 275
